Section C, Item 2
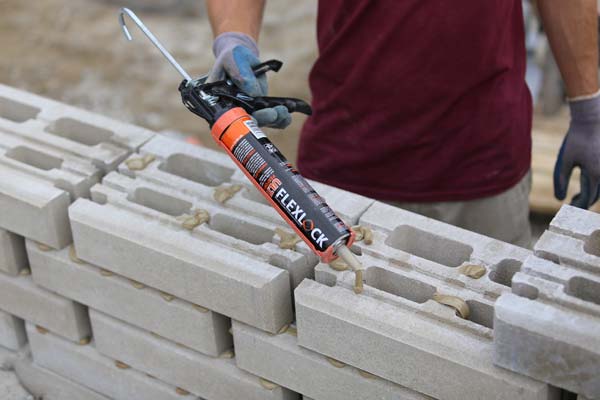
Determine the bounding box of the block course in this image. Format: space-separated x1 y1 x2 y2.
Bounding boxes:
493 205 600 399
69 176 296 333
90 309 300 400
15 355 111 400
295 276 556 400
26 322 200 400
27 239 232 356
0 83 154 173
232 320 433 400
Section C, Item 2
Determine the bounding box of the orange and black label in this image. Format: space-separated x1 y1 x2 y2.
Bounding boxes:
217 113 350 254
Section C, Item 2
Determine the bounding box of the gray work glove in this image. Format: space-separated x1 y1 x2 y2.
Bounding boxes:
554 92 600 209
207 32 291 129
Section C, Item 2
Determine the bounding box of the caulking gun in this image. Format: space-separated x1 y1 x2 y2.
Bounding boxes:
118 8 364 293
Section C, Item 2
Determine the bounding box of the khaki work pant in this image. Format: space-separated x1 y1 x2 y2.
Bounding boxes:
392 172 532 249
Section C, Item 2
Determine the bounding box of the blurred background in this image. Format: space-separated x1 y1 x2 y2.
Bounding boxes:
0 0 596 233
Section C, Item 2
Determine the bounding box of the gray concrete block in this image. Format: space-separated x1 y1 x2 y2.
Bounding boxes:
295 279 556 400
27 239 232 356
0 311 26 351
0 229 28 276
104 169 318 290
355 201 532 298
534 205 600 273
26 323 200 400
0 345 18 370
494 255 600 398
0 130 102 248
14 356 110 400
0 83 154 173
232 320 432 400
90 309 299 400
135 135 373 227
0 271 90 342
69 181 294 333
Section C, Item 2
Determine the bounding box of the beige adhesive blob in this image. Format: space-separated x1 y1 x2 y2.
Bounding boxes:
329 258 349 271
433 293 470 319
175 387 190 396
259 378 280 390
19 269 31 276
69 245 84 265
286 326 297 336
129 279 145 289
99 269 114 277
326 357 346 368
125 154 155 171
193 304 209 313
35 325 49 335
352 225 373 245
358 369 378 379
36 242 52 252
181 209 210 231
458 264 487 279
115 360 130 370
275 228 301 251
78 337 91 346
219 349 235 359
214 184 242 204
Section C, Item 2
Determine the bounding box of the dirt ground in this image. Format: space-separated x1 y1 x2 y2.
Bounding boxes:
0 0 317 162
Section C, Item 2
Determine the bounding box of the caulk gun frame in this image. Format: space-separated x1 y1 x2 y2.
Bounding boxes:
118 7 193 82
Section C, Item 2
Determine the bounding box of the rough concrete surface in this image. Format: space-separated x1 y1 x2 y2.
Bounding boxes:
90 309 299 400
0 229 28 276
0 271 91 342
69 183 293 333
295 279 557 400
27 239 232 357
26 323 200 400
232 320 433 400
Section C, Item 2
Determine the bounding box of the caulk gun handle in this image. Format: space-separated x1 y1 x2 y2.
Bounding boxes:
253 96 313 116
252 60 283 76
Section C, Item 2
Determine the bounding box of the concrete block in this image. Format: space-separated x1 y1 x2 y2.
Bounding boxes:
0 345 18 370
295 279 556 400
232 320 432 400
0 311 26 351
494 255 600 398
0 270 90 342
0 229 28 276
534 205 600 273
14 356 110 400
135 135 373 226
105 169 318 290
26 323 200 400
354 201 532 299
0 130 102 248
0 83 154 172
90 309 299 400
69 178 294 333
27 239 232 356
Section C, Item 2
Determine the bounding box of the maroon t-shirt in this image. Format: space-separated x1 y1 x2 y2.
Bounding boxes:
297 0 532 202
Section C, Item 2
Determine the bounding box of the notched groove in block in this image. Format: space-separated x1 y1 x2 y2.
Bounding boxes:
5 146 63 171
489 259 522 287
583 230 600 257
129 187 192 217
45 118 114 146
565 276 600 306
209 213 274 245
159 153 234 187
384 225 473 267
365 266 436 304
0 96 40 122
465 300 494 329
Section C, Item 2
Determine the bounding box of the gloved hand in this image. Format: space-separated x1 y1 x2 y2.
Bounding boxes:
207 32 291 129
554 91 600 209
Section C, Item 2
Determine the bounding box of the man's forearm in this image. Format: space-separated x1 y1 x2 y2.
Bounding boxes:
206 0 266 41
537 0 599 97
